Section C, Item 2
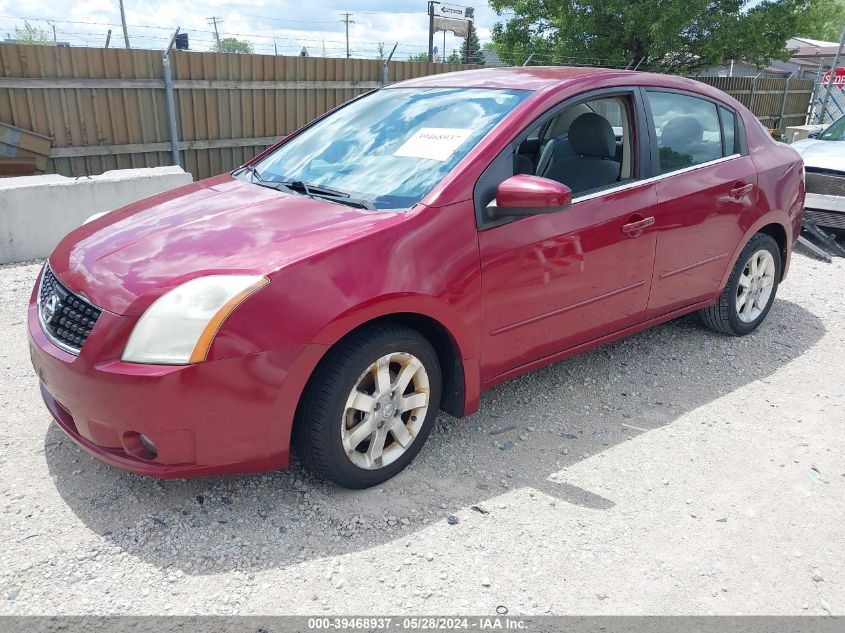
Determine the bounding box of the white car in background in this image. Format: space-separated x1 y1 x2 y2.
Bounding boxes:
792 114 845 231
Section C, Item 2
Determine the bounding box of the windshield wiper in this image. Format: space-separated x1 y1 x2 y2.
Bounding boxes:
238 165 285 192
277 180 375 210
279 181 349 198
239 170 375 210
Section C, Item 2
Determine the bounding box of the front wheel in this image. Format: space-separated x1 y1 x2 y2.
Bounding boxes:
295 323 442 488
699 233 782 336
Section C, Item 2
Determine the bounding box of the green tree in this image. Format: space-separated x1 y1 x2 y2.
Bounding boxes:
489 0 842 73
458 21 485 64
797 0 845 41
212 37 254 54
446 50 463 63
14 21 51 45
407 51 431 62
377 41 386 60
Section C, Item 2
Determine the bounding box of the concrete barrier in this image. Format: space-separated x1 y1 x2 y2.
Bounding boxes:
0 166 193 265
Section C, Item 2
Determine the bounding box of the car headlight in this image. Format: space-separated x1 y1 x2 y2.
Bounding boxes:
122 275 269 365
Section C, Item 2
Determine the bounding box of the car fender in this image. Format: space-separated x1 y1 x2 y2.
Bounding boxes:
716 209 793 293
310 292 482 415
310 292 475 354
260 293 481 465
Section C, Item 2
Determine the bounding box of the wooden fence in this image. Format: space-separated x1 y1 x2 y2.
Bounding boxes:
0 44 476 180
0 44 815 181
695 76 814 132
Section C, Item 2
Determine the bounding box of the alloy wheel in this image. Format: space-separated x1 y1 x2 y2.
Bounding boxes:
735 249 776 324
341 352 430 470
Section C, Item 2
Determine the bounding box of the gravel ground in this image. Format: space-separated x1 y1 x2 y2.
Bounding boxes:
0 252 843 616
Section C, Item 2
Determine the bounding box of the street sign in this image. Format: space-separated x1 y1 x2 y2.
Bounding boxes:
434 16 470 37
427 2 475 63
822 67 845 87
437 3 474 20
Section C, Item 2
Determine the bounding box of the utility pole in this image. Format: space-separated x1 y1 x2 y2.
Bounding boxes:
818 24 845 124
207 17 222 45
48 22 57 44
427 2 437 62
118 0 130 48
340 13 354 59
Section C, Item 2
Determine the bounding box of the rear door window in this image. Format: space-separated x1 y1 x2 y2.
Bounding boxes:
647 91 725 175
719 106 738 155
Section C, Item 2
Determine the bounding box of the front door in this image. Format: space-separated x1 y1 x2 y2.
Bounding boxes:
477 90 658 382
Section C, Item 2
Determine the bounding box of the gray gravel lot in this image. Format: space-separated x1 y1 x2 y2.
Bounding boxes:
0 253 843 615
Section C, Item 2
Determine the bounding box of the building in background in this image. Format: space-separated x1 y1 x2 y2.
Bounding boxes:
701 37 842 79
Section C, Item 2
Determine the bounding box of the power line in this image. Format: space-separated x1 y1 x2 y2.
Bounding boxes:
0 12 455 54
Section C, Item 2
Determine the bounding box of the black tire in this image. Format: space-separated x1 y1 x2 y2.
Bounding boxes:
295 322 442 489
699 233 782 336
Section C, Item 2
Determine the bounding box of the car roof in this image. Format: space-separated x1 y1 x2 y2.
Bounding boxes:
393 66 638 91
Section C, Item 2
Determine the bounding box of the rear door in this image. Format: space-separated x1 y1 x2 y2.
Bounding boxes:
644 90 757 318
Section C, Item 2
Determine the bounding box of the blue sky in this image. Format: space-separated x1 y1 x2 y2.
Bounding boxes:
0 0 504 59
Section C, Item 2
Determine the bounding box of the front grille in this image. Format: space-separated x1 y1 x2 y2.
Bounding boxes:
38 265 102 353
805 168 845 198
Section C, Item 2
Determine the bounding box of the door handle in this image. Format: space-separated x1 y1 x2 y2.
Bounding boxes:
730 182 754 198
621 216 655 237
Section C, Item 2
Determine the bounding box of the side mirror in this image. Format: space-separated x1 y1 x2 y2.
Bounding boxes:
488 174 572 219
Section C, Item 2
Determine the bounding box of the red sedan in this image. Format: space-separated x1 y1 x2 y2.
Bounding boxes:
29 67 805 488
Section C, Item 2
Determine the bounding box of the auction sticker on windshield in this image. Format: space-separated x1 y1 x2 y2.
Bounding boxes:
393 127 474 161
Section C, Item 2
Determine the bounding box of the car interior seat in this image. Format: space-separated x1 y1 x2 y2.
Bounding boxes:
535 104 591 177
544 113 621 195
660 116 718 162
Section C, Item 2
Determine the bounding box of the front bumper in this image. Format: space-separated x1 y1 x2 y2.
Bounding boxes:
804 193 845 230
29 299 310 478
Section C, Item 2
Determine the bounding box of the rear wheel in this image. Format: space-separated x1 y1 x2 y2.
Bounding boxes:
699 233 781 336
295 323 442 488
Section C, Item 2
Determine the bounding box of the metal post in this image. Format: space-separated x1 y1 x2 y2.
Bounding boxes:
465 23 471 64
818 24 845 124
162 28 181 168
777 70 797 132
105 29 112 48
428 2 435 62
748 71 764 114
118 0 130 48
381 42 398 87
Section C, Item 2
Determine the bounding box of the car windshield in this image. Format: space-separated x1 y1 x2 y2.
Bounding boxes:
247 87 530 210
819 116 845 141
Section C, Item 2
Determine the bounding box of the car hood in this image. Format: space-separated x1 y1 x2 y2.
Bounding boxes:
49 174 403 315
791 138 845 172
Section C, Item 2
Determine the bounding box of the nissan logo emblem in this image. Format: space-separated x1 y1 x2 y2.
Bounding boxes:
41 293 59 325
